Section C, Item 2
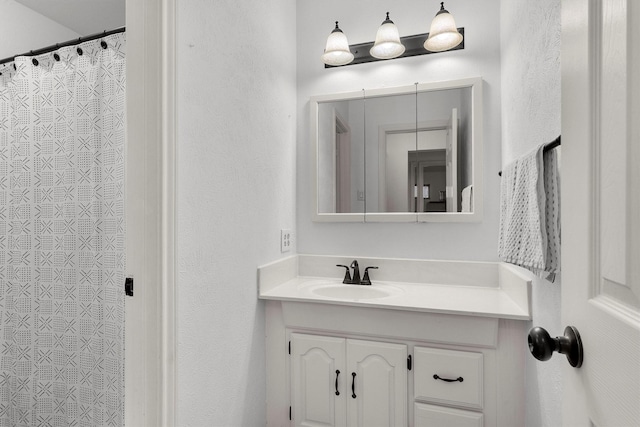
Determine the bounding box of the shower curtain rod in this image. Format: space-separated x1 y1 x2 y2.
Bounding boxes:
0 26 126 66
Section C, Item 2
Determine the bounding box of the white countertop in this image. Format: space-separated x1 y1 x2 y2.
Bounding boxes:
258 255 532 320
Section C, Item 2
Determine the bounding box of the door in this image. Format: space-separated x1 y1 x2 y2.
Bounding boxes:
335 114 351 213
346 339 407 427
445 108 458 212
562 1 640 425
291 334 347 427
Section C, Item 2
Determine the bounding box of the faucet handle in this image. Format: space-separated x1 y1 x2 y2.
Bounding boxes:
361 266 378 285
336 265 352 284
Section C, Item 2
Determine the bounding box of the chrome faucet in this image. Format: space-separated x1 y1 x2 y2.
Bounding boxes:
336 260 377 285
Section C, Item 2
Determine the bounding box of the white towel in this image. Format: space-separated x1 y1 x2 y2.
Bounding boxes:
498 144 560 281
461 185 473 212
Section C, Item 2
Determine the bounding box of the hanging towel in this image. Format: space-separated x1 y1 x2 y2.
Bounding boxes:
498 143 560 281
461 185 473 212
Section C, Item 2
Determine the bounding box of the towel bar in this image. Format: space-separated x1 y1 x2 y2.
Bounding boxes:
498 136 561 176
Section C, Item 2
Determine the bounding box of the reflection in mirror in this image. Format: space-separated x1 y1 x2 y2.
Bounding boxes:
317 97 364 214
409 150 445 212
371 88 472 215
364 91 416 213
311 77 482 222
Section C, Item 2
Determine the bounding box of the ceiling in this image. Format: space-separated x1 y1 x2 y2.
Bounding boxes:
15 0 125 36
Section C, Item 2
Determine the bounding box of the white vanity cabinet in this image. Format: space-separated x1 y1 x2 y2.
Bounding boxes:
290 333 407 427
259 255 532 427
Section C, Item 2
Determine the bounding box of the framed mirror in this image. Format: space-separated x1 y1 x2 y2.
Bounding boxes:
311 77 483 223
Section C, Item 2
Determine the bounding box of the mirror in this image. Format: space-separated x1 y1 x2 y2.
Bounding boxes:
311 77 482 222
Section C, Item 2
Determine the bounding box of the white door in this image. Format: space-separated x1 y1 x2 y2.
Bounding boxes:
562 1 640 426
291 334 347 427
346 339 407 427
445 108 458 212
335 114 351 213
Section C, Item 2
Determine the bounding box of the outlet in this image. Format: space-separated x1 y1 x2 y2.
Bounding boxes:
281 229 293 253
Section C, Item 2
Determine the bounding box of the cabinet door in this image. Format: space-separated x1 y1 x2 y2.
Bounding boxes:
414 403 483 427
346 339 407 427
291 334 346 427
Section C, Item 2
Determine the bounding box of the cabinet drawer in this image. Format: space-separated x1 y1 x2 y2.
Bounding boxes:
414 403 483 427
414 347 483 409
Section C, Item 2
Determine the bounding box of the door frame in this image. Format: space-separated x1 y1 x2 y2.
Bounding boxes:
377 120 448 214
126 0 176 425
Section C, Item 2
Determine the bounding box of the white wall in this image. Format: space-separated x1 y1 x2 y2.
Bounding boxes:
13 0 124 36
500 1 562 426
297 0 502 260
0 0 79 59
176 0 297 425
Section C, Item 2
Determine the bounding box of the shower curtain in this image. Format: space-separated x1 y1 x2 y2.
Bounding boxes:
0 33 125 427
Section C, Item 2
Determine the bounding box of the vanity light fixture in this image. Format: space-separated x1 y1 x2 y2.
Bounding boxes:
424 2 464 52
322 2 464 68
321 21 355 66
369 12 405 59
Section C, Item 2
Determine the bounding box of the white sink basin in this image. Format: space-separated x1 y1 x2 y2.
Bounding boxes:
298 280 402 300
311 285 391 300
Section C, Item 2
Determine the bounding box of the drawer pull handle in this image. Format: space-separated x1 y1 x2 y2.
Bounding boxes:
433 374 464 383
351 372 357 398
335 370 340 396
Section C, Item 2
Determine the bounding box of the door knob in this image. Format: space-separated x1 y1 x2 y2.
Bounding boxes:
528 326 583 368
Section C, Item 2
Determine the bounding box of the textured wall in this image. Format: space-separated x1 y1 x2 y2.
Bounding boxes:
500 1 563 426
296 0 503 261
501 0 561 163
0 0 79 59
176 0 297 425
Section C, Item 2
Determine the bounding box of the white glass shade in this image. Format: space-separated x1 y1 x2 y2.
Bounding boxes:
424 4 463 52
369 14 405 59
321 23 354 66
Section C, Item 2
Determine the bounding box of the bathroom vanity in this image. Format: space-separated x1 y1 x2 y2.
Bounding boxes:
259 255 531 427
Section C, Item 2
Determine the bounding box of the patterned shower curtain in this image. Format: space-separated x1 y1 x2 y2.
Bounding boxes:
0 33 125 427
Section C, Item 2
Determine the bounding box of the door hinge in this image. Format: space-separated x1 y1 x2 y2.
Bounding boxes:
125 277 134 297
288 340 291 355
407 354 412 371
289 406 292 421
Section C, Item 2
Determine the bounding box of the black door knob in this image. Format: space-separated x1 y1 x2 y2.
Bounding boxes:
528 326 583 368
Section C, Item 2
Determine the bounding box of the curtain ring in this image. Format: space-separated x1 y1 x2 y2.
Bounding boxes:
32 58 39 66
77 47 83 56
101 41 108 49
53 53 60 61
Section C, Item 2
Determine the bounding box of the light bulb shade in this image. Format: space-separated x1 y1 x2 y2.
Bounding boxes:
321 22 354 66
369 13 405 59
424 3 463 52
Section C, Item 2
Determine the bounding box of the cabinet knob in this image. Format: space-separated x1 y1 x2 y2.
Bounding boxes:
528 326 583 368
